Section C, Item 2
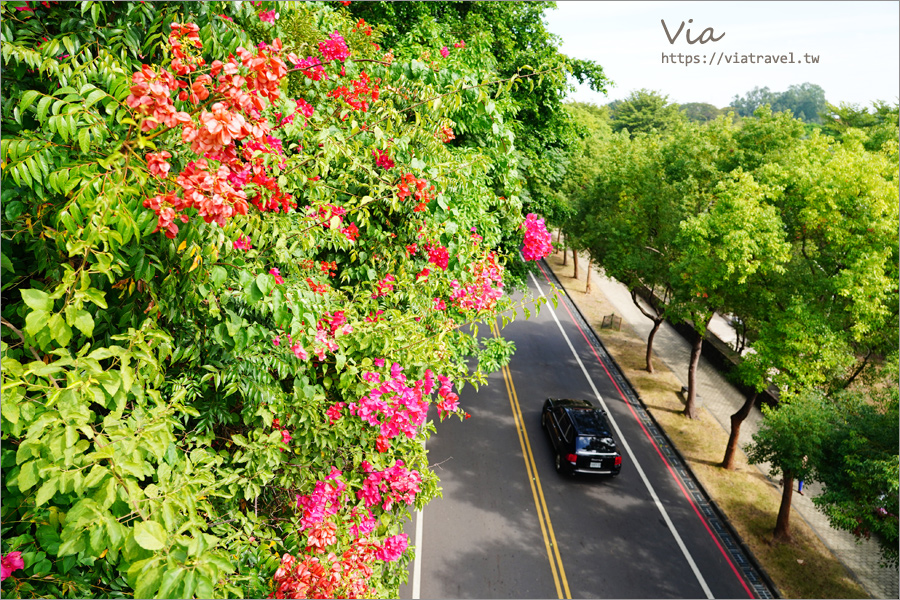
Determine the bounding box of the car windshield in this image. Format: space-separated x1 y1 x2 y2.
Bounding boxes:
576 435 614 453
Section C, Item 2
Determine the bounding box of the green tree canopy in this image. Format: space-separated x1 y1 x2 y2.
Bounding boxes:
731 82 828 123
678 102 724 123
609 89 685 136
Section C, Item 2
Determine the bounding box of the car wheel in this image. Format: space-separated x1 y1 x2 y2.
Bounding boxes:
554 453 563 473
541 412 547 429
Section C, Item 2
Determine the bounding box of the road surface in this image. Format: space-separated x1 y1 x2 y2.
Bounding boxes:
400 263 772 599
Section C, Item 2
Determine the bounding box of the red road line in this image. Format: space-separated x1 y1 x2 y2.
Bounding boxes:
537 262 756 599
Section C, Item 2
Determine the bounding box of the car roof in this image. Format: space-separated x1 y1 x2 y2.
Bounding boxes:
548 398 594 409
564 406 612 437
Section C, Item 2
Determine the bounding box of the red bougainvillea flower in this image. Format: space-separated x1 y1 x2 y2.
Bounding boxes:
269 268 284 284
372 274 395 298
454 40 466 48
328 71 379 112
426 245 449 270
146 151 173 178
326 402 346 424
376 434 390 453
373 149 395 169
341 222 359 241
438 125 455 143
1 552 24 581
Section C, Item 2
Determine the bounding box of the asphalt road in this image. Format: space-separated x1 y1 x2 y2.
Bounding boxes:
400 264 768 599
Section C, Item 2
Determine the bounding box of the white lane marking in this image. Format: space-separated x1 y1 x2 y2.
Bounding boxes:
412 505 423 599
529 272 715 599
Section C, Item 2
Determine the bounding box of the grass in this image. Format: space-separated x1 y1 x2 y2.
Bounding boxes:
544 249 868 599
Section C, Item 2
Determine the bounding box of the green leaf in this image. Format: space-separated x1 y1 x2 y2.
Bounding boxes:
35 477 58 506
37 96 53 122
48 313 73 346
3 200 24 222
0 251 13 273
25 309 51 337
21 289 53 312
255 272 273 296
133 560 164 599
78 127 90 153
133 520 167 551
71 308 94 337
82 287 108 308
19 90 40 112
157 566 185 599
17 460 38 491
210 266 227 288
84 89 106 108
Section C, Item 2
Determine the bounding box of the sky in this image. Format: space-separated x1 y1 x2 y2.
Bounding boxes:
544 1 900 109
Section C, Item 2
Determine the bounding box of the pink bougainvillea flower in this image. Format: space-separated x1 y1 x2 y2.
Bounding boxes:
269 268 284 284
373 358 385 367
319 31 351 62
272 335 280 347
282 429 292 444
440 46 449 58
258 9 277 23
291 343 308 360
376 534 408 561
521 212 553 261
1 552 24 581
233 235 252 250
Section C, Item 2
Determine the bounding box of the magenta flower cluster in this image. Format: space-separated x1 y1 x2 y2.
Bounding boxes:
319 32 351 62
357 460 422 511
521 212 553 261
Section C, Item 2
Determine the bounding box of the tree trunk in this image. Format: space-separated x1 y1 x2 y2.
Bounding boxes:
585 258 593 293
645 318 663 373
572 248 579 279
628 289 665 374
562 239 568 265
683 329 703 419
774 471 794 542
556 228 562 245
722 392 758 469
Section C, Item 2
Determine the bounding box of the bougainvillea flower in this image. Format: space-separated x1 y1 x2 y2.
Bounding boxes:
1 552 24 581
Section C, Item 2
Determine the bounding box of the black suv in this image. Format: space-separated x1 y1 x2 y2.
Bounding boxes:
541 398 622 476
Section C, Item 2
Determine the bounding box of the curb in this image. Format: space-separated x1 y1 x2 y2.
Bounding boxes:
539 258 785 600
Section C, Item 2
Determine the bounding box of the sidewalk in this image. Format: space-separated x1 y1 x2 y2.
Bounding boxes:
548 252 898 599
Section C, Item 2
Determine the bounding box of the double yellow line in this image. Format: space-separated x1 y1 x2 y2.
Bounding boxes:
492 322 571 599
